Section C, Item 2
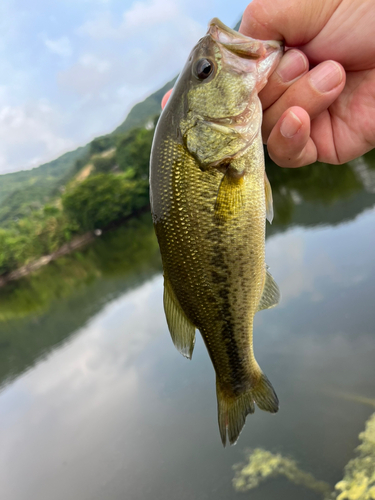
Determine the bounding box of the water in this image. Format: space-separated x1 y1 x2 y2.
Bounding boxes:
1 155 375 500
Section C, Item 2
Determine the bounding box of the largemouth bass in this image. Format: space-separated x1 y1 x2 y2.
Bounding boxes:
150 18 283 446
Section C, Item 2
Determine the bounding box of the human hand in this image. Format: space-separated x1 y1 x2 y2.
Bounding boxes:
240 0 375 167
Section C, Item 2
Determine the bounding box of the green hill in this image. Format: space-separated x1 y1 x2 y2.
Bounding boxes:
0 77 176 226
0 146 89 224
112 77 176 135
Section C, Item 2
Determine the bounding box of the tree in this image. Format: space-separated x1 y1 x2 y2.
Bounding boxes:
90 135 116 155
93 155 117 173
62 173 149 231
116 128 154 180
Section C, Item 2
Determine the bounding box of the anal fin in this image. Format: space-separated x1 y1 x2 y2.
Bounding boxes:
163 277 196 359
256 268 280 312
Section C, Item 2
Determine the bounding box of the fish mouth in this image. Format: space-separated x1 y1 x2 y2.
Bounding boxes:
208 17 283 60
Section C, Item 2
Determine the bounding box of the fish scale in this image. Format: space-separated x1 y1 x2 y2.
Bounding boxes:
150 18 283 446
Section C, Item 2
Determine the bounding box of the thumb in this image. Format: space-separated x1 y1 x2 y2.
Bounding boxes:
239 0 341 46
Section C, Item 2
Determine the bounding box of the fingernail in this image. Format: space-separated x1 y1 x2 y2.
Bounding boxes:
280 111 302 138
276 50 307 83
309 61 343 93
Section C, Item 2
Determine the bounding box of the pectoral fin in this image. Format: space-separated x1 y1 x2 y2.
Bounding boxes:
264 172 274 223
256 268 280 312
214 171 245 222
163 277 196 359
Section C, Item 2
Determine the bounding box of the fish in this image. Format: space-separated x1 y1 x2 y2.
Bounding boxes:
149 18 283 446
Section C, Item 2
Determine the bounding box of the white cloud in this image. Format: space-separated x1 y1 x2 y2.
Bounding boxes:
65 2 204 99
78 11 119 40
51 1 205 145
0 276 168 500
78 0 203 40
58 54 113 96
44 36 73 58
0 101 73 173
0 0 244 173
80 53 111 73
20 276 164 397
123 0 180 30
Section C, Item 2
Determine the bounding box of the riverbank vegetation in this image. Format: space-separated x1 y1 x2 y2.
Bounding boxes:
0 123 155 276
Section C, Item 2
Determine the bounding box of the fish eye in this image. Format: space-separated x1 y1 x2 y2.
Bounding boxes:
194 58 215 80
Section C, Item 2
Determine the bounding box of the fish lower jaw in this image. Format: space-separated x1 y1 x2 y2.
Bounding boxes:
207 97 260 129
207 112 262 148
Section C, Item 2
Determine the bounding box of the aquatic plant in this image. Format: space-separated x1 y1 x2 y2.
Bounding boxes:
233 408 375 499
232 448 331 496
334 412 375 500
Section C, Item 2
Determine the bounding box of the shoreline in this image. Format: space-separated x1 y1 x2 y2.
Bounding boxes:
0 205 151 289
0 231 96 288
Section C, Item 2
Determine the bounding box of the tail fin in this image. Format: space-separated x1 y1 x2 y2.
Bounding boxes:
216 373 279 446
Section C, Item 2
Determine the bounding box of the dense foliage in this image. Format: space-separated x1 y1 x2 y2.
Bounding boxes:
0 208 76 275
92 154 117 173
0 76 176 226
116 128 153 179
63 173 149 230
90 135 117 156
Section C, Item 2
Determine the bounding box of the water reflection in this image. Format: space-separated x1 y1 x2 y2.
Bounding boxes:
0 153 375 500
0 213 161 389
266 150 375 235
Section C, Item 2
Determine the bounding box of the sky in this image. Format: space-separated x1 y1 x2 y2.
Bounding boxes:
0 0 248 175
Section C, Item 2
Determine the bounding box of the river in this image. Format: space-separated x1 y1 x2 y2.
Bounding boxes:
1 154 375 500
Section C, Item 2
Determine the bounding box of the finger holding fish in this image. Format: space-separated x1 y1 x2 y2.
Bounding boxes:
260 60 346 167
262 60 345 142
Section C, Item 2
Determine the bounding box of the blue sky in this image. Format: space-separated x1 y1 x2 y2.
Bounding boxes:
0 0 248 174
